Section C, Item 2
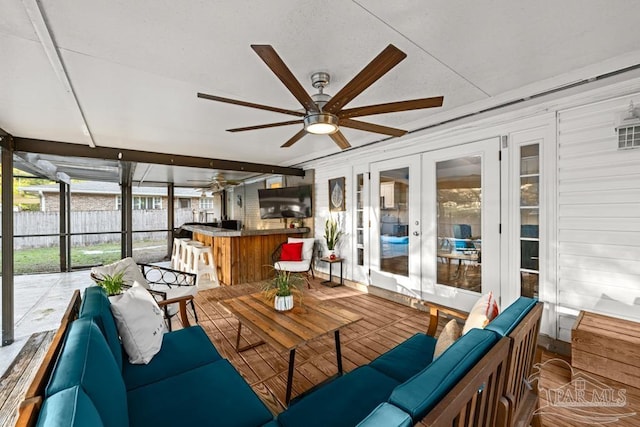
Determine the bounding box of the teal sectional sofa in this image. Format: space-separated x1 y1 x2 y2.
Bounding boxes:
24 286 540 427
272 296 540 427
34 286 274 427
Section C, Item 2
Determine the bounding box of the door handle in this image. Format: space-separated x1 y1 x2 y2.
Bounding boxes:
413 231 420 236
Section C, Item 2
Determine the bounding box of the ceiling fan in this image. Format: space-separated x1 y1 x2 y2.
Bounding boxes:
197 44 444 150
189 172 240 193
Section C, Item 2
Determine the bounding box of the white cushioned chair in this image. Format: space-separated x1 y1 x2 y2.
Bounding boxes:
91 257 198 331
272 237 316 285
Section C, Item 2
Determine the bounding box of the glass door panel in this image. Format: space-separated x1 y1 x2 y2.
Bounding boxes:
422 138 500 311
436 156 482 292
370 156 421 297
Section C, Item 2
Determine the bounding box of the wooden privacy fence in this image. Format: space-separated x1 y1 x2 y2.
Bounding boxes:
13 209 194 249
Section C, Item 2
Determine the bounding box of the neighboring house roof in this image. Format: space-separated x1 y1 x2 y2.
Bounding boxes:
19 182 205 197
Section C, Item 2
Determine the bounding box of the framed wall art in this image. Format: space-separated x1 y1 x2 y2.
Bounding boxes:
329 177 345 211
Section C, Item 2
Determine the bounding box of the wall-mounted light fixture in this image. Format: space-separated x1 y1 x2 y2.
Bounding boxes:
615 101 640 150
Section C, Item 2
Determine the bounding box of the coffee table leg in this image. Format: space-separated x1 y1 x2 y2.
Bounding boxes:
285 349 296 405
334 330 343 375
234 321 265 352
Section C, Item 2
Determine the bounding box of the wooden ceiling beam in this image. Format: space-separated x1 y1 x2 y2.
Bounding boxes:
13 137 305 177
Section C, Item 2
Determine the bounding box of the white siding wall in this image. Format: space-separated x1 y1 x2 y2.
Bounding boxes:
313 165 352 277
556 93 640 340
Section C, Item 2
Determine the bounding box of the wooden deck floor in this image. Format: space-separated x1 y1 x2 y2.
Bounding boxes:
193 280 432 415
194 280 640 425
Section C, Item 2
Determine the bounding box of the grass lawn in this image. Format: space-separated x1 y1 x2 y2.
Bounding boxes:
8 241 167 275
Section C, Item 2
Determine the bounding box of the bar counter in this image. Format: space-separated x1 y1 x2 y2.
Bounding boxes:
181 225 310 285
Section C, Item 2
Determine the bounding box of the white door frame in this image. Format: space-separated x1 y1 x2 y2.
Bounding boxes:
420 137 501 311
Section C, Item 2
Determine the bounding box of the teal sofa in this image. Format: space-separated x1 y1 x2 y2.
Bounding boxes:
273 296 539 427
35 286 274 427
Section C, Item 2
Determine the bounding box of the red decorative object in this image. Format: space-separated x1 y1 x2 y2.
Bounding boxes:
329 253 337 260
280 242 304 261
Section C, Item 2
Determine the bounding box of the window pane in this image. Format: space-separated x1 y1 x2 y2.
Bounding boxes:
379 167 408 276
520 144 539 174
437 156 482 292
520 176 539 206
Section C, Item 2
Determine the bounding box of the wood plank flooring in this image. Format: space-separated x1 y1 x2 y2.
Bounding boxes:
193 280 431 415
193 280 640 425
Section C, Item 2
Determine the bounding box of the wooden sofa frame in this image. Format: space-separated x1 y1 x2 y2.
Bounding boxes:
15 288 195 427
423 299 543 427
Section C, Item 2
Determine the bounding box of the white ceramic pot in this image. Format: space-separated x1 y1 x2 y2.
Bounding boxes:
327 249 337 259
274 295 294 311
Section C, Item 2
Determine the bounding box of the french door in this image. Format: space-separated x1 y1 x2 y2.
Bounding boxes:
421 137 501 310
370 156 422 297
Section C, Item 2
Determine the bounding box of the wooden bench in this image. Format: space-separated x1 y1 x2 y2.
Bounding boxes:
15 290 81 427
572 310 640 389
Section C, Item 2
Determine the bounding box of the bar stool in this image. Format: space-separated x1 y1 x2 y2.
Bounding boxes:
179 240 202 272
170 238 190 270
189 245 219 288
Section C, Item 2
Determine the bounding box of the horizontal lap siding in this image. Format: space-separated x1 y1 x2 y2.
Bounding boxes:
557 93 640 340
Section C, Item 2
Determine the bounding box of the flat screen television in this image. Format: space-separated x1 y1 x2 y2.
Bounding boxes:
258 185 313 219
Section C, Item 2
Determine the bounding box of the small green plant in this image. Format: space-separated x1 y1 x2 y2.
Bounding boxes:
324 217 343 250
99 270 125 296
262 269 305 300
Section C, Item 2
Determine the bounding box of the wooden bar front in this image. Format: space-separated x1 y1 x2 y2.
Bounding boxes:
192 230 306 285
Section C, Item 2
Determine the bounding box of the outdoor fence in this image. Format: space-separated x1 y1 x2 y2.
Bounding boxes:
13 209 195 249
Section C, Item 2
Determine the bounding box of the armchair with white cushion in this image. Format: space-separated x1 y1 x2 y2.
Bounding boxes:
90 257 198 331
272 237 316 287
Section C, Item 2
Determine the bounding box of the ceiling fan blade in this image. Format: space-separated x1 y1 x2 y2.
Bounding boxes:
322 44 407 114
340 119 407 137
227 120 303 132
339 96 444 119
328 130 351 150
197 92 304 117
251 45 319 113
281 129 307 148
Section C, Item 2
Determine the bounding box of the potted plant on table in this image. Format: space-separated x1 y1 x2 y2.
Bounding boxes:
263 270 305 311
324 217 343 260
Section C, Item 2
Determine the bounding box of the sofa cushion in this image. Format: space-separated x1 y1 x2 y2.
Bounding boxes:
389 328 499 421
110 282 166 364
277 366 400 427
36 386 104 427
91 257 148 288
122 325 223 391
369 333 437 382
127 359 273 427
79 286 123 370
356 402 412 427
46 319 128 427
485 297 537 337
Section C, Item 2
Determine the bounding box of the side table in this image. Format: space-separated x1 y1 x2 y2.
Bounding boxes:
319 256 344 287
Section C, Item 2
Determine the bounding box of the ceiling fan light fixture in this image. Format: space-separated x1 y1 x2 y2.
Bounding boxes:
304 113 339 135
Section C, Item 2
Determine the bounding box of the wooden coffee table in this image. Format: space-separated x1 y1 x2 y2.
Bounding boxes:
219 292 362 405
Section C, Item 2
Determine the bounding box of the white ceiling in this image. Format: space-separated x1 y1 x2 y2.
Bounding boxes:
2 0 640 175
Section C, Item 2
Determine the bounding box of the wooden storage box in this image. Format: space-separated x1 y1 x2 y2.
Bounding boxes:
572 310 640 388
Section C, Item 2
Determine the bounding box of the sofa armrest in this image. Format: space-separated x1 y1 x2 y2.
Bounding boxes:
157 295 194 328
356 403 412 427
422 301 469 336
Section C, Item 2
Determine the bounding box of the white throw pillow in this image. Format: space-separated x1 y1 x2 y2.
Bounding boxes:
434 319 462 358
92 257 149 289
110 282 166 364
462 292 500 335
287 237 315 261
